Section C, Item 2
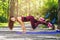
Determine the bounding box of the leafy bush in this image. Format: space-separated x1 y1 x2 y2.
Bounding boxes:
0 16 8 23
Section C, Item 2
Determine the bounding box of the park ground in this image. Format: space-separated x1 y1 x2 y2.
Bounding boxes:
0 23 60 40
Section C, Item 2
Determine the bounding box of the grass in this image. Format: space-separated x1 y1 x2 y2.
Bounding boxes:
0 22 30 28
0 22 58 28
38 24 47 28
0 23 8 28
0 22 19 28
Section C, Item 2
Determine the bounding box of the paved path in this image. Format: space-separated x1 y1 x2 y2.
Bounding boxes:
0 24 60 40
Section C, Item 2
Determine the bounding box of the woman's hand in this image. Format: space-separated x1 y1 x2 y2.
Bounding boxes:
23 30 26 33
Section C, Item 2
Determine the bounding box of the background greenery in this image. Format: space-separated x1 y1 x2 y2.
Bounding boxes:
0 0 58 26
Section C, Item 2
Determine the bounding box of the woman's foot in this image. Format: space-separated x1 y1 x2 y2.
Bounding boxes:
48 27 52 30
48 22 54 30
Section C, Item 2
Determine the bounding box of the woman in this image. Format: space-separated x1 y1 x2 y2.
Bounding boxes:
11 15 53 33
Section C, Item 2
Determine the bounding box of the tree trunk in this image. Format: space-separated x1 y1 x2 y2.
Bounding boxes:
58 0 60 29
8 0 15 30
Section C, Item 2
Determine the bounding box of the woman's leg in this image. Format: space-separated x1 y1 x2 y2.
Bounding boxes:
16 17 26 33
36 20 53 29
29 16 53 30
28 16 38 29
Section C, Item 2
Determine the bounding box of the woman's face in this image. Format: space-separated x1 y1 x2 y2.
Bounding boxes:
11 17 16 21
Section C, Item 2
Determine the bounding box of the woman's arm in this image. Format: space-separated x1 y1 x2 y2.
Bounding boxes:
16 17 26 33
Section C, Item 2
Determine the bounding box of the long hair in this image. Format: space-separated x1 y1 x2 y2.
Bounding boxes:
8 16 14 30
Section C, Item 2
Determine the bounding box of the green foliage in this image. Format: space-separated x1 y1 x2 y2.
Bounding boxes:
37 0 58 24
0 0 9 23
0 16 8 23
0 0 58 23
45 0 58 23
